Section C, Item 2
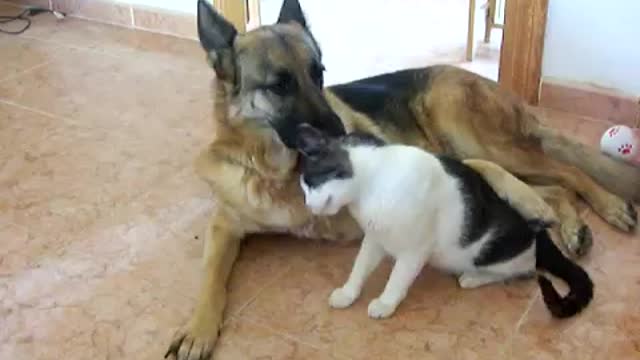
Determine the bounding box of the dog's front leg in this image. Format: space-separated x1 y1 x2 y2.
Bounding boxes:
463 159 557 224
166 208 245 360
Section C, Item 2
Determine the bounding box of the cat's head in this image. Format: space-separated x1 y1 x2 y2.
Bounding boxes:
295 124 384 215
296 124 354 215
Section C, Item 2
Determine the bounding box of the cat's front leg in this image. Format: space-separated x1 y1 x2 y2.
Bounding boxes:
329 237 385 309
368 256 425 319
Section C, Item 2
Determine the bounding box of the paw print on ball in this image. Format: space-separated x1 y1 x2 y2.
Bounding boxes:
618 143 633 155
608 126 621 137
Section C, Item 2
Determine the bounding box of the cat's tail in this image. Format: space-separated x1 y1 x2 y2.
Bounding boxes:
533 222 594 318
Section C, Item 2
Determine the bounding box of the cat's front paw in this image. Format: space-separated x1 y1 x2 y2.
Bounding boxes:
329 287 358 309
367 298 397 319
458 273 486 289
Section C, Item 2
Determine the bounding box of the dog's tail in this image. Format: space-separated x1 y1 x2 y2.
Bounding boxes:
532 222 593 318
530 122 640 203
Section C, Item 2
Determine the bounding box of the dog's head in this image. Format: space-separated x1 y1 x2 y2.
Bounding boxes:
197 0 346 148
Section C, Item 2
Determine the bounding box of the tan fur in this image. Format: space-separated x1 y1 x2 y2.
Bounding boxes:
167 2 637 358
463 159 557 224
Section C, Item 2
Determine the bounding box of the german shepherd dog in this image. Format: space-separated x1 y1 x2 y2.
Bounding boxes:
166 1 639 358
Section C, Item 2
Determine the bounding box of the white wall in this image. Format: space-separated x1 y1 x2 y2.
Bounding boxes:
260 0 470 85
542 0 640 96
113 0 196 14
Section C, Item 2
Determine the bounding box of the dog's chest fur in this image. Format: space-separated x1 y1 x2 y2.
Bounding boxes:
196 144 363 240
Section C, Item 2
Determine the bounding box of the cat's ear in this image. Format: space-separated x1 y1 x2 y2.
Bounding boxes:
296 124 328 158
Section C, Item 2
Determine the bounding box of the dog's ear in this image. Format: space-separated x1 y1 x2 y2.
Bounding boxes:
296 124 327 158
197 0 237 81
277 0 307 28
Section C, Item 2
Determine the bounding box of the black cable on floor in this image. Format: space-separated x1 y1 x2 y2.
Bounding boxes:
0 7 65 35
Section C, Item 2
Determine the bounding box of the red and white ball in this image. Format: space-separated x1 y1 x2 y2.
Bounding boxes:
600 125 639 164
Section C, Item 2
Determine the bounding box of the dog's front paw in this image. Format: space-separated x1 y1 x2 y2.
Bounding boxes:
165 318 221 360
367 298 397 319
329 287 358 309
560 222 593 258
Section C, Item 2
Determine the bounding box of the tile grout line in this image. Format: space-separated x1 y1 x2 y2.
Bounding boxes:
226 259 355 359
514 291 540 333
225 262 297 324
0 98 69 122
499 289 540 358
237 315 354 360
0 61 52 85
224 315 353 359
10 34 209 80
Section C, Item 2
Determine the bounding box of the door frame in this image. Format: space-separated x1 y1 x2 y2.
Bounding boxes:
212 0 261 33
498 0 549 105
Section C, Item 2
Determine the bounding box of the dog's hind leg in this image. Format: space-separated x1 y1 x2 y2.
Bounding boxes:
533 185 592 257
494 145 637 234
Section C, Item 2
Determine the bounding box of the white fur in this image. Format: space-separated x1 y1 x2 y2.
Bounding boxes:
301 145 536 319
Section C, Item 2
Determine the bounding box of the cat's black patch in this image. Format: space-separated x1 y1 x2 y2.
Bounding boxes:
437 156 536 265
299 129 383 190
300 145 353 189
302 164 352 188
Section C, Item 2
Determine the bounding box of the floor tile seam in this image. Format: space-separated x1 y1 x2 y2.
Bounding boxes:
1 186 206 280
0 97 108 137
0 61 52 85
0 97 69 122
235 314 353 359
231 259 354 359
0 122 200 247
0 94 207 138
83 164 201 227
15 32 209 80
226 262 297 323
499 289 540 358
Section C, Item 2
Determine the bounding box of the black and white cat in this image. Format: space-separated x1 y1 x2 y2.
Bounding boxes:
295 124 593 319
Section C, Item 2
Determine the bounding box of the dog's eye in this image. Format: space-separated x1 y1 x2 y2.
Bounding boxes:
310 62 325 87
268 71 295 96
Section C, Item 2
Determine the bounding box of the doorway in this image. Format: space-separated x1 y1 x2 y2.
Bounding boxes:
214 0 548 104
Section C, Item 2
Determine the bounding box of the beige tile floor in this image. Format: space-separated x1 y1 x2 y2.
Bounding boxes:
1 6 639 360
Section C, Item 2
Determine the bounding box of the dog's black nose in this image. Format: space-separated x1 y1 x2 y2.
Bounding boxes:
320 112 346 137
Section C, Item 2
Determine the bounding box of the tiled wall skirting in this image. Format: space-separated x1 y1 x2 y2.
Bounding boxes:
2 0 197 39
540 78 640 128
